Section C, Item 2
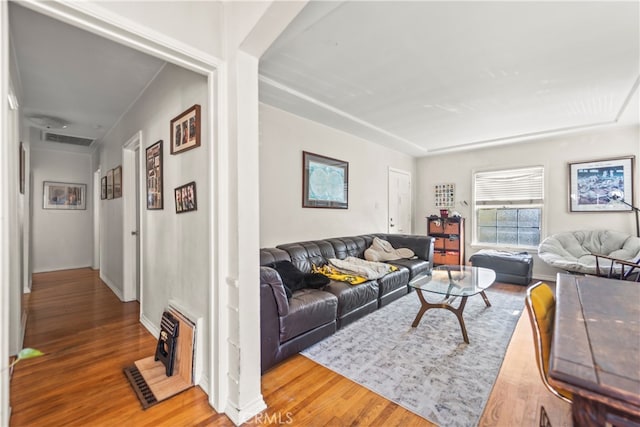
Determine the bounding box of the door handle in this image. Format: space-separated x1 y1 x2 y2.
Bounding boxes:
131 231 138 236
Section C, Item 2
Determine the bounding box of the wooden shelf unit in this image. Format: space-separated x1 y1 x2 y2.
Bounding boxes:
427 216 465 266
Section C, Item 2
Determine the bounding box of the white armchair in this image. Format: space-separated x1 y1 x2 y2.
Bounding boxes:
538 230 640 275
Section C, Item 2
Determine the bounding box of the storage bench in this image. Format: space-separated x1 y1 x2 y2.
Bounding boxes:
469 250 533 286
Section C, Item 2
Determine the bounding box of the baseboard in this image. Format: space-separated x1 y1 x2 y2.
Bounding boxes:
33 264 92 274
225 396 267 426
198 376 209 395
99 272 124 301
140 313 159 338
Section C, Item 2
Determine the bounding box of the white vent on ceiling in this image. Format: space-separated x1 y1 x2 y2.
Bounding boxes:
42 131 94 147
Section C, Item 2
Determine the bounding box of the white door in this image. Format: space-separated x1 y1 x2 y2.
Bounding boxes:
388 168 412 234
93 169 100 270
123 132 142 302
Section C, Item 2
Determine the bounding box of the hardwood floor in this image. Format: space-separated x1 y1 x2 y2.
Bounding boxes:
10 269 571 426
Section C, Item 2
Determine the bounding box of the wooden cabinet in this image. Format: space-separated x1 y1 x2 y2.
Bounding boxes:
427 217 465 266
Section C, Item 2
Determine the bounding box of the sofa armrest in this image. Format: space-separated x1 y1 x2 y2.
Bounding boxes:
260 266 289 316
380 234 435 262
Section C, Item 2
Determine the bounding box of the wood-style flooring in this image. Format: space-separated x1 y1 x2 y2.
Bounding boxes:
10 268 571 426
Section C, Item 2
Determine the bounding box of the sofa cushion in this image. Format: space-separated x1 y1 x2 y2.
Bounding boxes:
386 258 431 280
376 267 410 297
280 289 338 343
323 280 379 317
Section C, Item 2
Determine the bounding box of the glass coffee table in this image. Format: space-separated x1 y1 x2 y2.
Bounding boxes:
409 265 496 343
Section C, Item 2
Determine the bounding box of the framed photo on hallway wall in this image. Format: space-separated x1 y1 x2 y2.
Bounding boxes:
568 156 635 212
174 181 197 214
170 104 201 155
43 181 86 210
302 151 349 209
146 140 163 210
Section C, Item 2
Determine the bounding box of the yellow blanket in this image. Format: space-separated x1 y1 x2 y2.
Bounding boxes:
312 264 368 285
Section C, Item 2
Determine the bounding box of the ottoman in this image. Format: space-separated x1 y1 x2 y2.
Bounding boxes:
469 250 533 285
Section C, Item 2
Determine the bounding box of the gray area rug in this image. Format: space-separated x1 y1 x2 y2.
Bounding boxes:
301 288 524 427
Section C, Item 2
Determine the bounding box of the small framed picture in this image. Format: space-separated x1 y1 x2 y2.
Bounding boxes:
146 140 163 210
43 181 86 210
101 176 107 200
19 142 25 194
107 169 114 200
170 104 201 155
113 165 122 198
174 181 197 214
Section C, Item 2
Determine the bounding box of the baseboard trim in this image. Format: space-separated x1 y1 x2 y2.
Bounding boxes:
225 396 267 426
99 272 124 301
33 264 92 274
140 313 159 338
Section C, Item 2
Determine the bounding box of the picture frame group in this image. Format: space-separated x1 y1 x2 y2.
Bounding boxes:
43 181 86 210
174 181 197 214
102 166 122 200
568 156 635 212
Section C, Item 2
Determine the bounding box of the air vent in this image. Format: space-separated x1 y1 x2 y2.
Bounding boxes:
43 131 94 147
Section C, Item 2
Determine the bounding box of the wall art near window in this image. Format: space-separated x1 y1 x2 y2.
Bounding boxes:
170 104 201 155
107 169 114 200
43 181 86 210
113 165 122 198
302 151 349 209
174 181 197 214
569 156 635 212
19 142 25 194
101 176 107 200
146 140 164 210
434 183 455 208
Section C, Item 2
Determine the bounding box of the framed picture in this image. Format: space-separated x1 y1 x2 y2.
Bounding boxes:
113 165 122 198
170 104 201 155
302 151 349 209
174 181 197 214
19 142 25 194
569 156 635 212
101 176 107 200
43 181 86 210
146 140 163 210
107 169 114 200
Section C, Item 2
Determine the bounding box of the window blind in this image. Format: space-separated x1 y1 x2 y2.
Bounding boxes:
475 166 544 204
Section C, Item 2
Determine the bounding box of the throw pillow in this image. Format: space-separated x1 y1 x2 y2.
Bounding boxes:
303 273 330 289
272 260 306 294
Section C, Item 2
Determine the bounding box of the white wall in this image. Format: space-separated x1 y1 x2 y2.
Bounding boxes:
259 103 416 247
416 124 640 280
31 148 93 273
97 62 210 385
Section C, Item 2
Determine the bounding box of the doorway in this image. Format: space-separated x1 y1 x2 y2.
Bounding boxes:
388 168 412 234
123 132 142 303
93 169 101 270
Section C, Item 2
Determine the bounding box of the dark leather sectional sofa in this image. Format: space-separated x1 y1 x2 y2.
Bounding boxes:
260 233 435 373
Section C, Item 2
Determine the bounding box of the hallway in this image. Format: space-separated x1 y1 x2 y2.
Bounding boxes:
10 268 225 426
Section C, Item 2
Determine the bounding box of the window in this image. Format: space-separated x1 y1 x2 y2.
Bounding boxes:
474 166 544 248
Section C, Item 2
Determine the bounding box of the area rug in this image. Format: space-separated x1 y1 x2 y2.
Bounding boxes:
301 288 524 427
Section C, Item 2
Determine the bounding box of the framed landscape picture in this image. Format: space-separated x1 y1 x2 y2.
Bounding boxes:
302 151 349 209
568 156 634 212
43 181 86 210
146 140 163 210
170 104 201 155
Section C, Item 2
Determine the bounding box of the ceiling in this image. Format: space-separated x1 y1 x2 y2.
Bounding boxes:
260 1 640 156
9 3 166 151
8 2 640 157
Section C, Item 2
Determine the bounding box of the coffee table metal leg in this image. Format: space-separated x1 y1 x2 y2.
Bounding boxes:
411 290 471 344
